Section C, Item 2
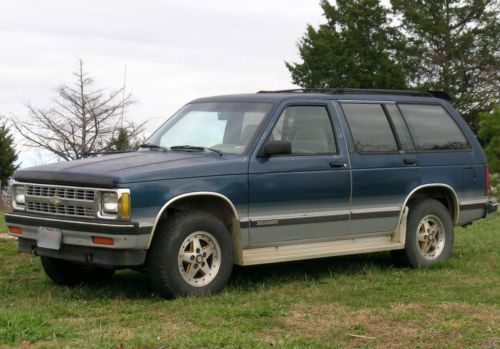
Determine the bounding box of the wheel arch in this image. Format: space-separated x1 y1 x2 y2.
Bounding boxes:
399 184 460 226
147 192 243 264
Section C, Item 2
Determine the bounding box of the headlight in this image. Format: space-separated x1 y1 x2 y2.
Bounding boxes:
100 190 131 219
102 192 119 214
14 186 26 205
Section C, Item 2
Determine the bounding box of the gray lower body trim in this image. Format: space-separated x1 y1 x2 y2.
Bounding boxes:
459 199 497 224
247 230 393 249
351 210 400 220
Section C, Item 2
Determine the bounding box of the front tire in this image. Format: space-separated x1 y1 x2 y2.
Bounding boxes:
40 256 115 286
147 211 234 298
392 199 454 268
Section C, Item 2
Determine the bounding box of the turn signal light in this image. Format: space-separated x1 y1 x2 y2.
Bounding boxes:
8 226 23 235
92 236 114 246
119 193 131 219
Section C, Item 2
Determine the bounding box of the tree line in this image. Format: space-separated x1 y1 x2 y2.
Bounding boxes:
0 0 499 190
287 0 499 132
287 0 499 177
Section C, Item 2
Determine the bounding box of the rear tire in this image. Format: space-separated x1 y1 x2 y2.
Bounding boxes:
40 256 115 286
147 211 234 298
392 199 454 268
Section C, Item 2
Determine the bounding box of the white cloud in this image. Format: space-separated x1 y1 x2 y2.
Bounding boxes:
0 0 325 168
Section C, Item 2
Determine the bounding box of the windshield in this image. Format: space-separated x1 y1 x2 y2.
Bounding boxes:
146 102 273 155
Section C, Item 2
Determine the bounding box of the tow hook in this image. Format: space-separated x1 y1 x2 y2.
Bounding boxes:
32 247 39 256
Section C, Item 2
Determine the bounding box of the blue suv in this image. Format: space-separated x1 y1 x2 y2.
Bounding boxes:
6 89 497 298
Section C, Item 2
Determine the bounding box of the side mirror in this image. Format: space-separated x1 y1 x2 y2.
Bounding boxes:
259 140 292 157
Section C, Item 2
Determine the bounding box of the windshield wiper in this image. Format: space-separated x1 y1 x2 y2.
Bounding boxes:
139 143 168 151
170 145 223 157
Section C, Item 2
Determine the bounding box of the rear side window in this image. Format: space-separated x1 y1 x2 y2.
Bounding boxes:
399 104 471 151
341 103 398 153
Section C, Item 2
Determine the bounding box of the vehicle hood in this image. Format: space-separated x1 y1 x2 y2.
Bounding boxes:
13 151 248 188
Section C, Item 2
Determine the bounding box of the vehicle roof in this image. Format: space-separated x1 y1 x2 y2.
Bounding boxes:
190 89 451 105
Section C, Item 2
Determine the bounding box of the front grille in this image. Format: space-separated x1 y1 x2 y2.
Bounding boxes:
24 184 97 219
26 201 95 217
26 185 95 202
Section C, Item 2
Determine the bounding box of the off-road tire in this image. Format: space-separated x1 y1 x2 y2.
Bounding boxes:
147 210 234 298
392 198 454 268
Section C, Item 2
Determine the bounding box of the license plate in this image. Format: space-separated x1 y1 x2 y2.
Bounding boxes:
37 227 62 250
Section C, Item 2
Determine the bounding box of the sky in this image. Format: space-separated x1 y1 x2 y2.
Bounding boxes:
0 0 327 168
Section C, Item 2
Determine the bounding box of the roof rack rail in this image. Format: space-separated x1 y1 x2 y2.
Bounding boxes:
427 90 452 101
257 88 451 100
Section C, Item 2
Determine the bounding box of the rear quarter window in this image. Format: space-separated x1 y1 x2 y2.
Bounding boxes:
341 103 398 153
398 104 471 151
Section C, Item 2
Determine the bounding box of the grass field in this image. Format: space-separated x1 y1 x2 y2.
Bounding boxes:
0 212 6 236
0 213 498 348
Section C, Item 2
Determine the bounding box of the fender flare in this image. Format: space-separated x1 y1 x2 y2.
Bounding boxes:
146 191 241 249
397 183 460 227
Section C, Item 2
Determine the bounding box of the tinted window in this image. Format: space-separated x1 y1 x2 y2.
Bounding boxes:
270 106 337 154
342 103 398 153
385 104 415 152
399 104 470 151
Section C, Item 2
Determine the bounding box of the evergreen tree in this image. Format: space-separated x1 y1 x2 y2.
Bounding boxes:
478 106 500 173
286 0 407 89
107 127 143 152
391 0 500 130
0 122 18 189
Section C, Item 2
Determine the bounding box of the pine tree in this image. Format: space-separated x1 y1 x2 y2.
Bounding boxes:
107 127 143 152
391 0 500 130
0 122 18 189
286 0 407 89
478 106 500 173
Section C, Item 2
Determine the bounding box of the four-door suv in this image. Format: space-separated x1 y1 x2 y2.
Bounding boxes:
6 88 497 298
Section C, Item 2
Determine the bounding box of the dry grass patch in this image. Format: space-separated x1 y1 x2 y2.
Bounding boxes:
261 302 499 348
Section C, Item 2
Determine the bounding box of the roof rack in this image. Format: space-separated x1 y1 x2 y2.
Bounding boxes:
257 88 451 100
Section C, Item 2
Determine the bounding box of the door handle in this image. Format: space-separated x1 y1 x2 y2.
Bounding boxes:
404 159 416 165
329 161 347 168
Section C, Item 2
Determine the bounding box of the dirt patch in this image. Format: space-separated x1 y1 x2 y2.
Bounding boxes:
260 302 499 348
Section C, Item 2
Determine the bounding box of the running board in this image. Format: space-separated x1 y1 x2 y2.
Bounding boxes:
241 235 405 266
240 206 409 266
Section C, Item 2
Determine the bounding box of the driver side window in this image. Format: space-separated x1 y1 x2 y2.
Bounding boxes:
270 106 337 155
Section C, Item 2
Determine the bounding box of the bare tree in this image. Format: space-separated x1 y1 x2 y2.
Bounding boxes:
11 60 145 161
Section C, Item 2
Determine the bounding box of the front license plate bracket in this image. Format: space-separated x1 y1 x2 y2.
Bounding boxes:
37 227 62 250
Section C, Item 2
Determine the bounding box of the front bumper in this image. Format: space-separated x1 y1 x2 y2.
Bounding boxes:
18 238 146 266
5 212 151 266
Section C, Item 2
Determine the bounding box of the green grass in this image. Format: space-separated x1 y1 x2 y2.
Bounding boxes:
0 211 6 234
0 214 498 348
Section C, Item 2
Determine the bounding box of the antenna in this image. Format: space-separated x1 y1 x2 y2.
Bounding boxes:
120 64 127 129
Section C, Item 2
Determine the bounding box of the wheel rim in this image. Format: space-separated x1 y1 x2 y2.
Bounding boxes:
178 231 221 287
415 214 446 260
